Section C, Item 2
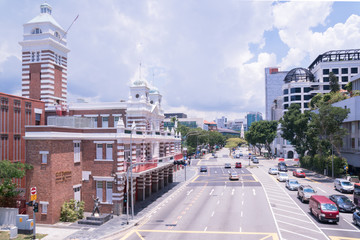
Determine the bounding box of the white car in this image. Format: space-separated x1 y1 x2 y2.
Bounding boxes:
334 178 354 193
268 167 279 175
277 172 289 182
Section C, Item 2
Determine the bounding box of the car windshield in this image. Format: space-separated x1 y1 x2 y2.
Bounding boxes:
272 168 278 171
303 188 315 193
341 181 352 186
321 203 338 211
297 170 303 173
289 180 299 184
338 197 352 204
231 173 238 176
280 173 287 176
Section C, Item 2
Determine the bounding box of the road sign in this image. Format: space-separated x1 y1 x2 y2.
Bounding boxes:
30 187 37 201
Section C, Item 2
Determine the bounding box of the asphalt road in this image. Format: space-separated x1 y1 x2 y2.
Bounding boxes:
116 147 360 240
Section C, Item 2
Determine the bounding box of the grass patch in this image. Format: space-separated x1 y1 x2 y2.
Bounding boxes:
0 231 47 240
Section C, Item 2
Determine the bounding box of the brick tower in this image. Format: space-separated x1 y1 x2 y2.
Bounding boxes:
19 3 70 110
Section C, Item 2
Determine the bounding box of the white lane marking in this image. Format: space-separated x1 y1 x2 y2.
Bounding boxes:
241 170 244 173
272 207 307 216
217 200 220 205
271 202 301 210
239 227 242 232
274 213 312 224
242 192 244 197
221 192 224 196
242 183 244 189
224 185 227 189
316 187 327 193
204 226 208 232
231 188 235 195
343 218 360 231
319 227 360 233
209 189 214 195
211 211 215 217
277 220 323 233
242 200 244 205
267 195 293 202
279 228 319 240
215 171 217 174
252 189 256 196
187 189 193 196
241 211 243 217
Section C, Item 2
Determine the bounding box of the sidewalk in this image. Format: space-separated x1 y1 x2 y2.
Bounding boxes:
36 165 197 240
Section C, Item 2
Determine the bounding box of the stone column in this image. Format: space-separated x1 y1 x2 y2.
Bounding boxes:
158 171 164 190
136 176 146 201
145 173 152 198
168 167 174 183
163 168 169 187
151 171 159 193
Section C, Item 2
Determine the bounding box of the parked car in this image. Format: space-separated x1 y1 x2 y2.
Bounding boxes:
293 169 306 178
235 154 240 158
200 166 208 172
235 162 242 168
224 163 231 168
252 157 259 164
329 194 356 213
239 153 243 157
353 211 360 226
334 178 354 193
309 195 339 223
229 173 239 181
268 167 279 175
286 179 300 191
278 162 288 172
277 172 289 182
298 185 316 203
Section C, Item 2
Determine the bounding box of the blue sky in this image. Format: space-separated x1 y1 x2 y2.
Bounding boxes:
1 1 360 121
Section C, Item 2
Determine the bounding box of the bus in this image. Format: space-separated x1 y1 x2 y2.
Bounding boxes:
354 183 360 208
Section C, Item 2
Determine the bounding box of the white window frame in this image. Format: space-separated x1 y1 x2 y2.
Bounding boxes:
96 144 103 160
40 201 49 214
106 182 113 203
106 144 113 160
114 116 120 127
39 151 49 164
96 181 103 202
102 117 109 128
74 141 81 163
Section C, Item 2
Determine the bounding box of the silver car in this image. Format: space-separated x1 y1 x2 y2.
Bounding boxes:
286 179 300 191
334 178 354 193
297 185 316 203
277 172 289 182
268 167 279 175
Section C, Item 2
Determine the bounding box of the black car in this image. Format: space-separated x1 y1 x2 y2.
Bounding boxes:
278 162 288 172
200 166 208 172
329 194 356 212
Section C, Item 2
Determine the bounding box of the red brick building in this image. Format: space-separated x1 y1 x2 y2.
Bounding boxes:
0 92 45 189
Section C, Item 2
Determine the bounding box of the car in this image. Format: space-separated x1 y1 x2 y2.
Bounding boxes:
353 211 360 226
329 194 356 213
200 166 208 172
268 167 279 175
286 179 300 191
235 162 242 168
252 157 259 164
309 195 339 223
298 185 316 203
229 173 239 180
235 154 240 158
224 163 231 168
239 153 243 157
334 178 354 193
293 169 306 178
277 172 289 182
278 162 288 172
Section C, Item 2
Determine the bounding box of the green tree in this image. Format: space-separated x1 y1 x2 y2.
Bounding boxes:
225 138 247 150
329 72 340 93
245 120 277 155
0 160 33 207
280 104 312 158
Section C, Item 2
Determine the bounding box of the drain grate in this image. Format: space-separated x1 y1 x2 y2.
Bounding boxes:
165 224 177 227
156 220 164 222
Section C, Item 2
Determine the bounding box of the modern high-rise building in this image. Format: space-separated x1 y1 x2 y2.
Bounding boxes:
246 112 262 129
216 116 228 129
265 67 288 120
19 3 70 110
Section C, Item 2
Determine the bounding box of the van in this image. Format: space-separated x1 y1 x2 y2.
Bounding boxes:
309 195 339 223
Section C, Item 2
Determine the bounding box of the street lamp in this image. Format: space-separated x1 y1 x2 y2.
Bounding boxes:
126 122 136 224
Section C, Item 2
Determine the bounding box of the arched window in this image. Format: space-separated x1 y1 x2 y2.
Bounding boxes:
31 28 42 34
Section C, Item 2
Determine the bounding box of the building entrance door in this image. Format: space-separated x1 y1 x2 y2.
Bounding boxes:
74 185 81 202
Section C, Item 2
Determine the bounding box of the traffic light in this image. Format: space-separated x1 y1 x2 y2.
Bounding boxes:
26 201 33 207
124 193 127 203
33 202 39 212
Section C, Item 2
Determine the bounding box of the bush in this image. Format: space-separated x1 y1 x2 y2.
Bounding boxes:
60 199 85 222
300 155 347 177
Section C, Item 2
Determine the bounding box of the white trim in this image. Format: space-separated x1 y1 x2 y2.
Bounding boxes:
22 86 30 90
41 84 55 89
82 171 91 181
100 114 110 117
112 193 121 196
22 65 30 69
73 184 82 189
22 80 30 84
84 114 99 117
41 90 55 94
94 141 114 144
94 159 114 162
41 80 55 84
39 151 49 154
41 74 54 79
22 75 30 80
39 201 49 205
34 108 43 114
22 91 30 95
112 114 122 117
93 176 114 181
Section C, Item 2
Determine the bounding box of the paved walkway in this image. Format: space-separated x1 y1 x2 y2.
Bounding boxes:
36 162 200 240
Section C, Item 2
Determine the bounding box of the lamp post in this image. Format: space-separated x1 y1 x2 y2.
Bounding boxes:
126 122 136 224
332 144 334 179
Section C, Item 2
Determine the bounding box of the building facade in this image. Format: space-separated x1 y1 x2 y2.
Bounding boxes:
0 93 45 189
246 112 263 129
265 67 288 120
19 3 69 110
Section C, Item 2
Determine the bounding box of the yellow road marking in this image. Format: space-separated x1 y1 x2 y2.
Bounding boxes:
329 236 360 240
120 230 136 240
260 234 273 240
252 174 259 182
191 175 200 182
305 177 319 183
197 159 203 166
135 231 144 240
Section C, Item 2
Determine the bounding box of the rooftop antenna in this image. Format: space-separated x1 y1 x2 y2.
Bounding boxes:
60 14 79 42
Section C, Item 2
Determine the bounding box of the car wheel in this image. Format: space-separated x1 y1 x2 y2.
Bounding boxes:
310 208 313 215
301 196 304 203
318 213 321 222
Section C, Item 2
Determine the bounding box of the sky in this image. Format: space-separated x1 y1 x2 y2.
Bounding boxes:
1 0 360 121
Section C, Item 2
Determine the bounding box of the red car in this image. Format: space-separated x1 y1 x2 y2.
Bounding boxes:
293 169 306 178
235 162 242 168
